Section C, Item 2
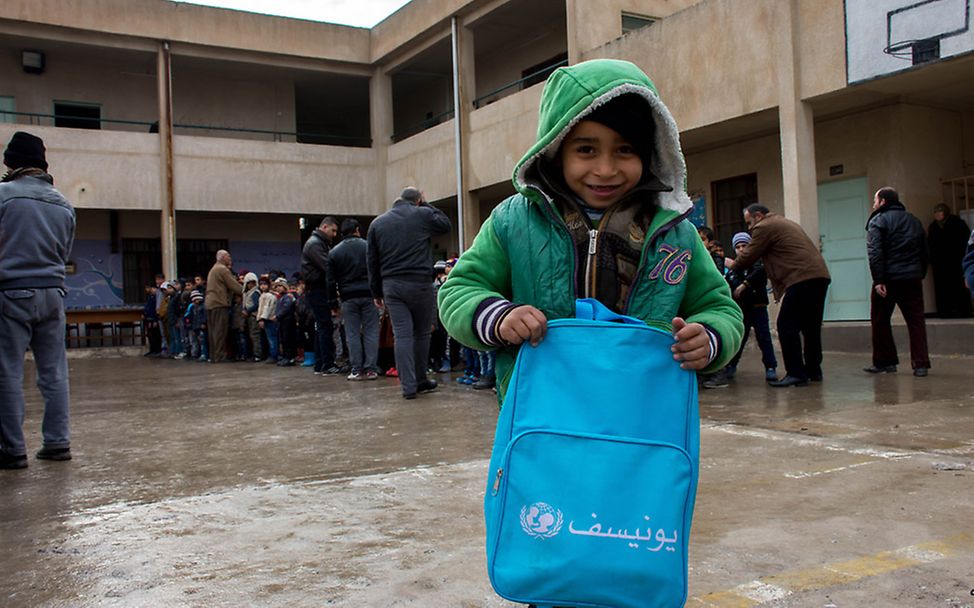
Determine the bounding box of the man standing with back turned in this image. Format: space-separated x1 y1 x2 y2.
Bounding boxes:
863 187 931 377
367 187 451 399
0 132 76 469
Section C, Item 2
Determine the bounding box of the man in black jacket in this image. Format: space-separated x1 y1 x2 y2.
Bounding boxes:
367 187 451 399
864 187 930 377
330 219 380 380
0 132 76 469
301 217 340 375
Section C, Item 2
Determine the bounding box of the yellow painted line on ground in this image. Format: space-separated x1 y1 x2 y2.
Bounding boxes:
690 533 974 607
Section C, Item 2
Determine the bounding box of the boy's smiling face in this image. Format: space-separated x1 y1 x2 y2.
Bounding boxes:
559 119 643 209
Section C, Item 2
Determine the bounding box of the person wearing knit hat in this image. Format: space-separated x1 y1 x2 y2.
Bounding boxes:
732 232 752 249
712 232 779 388
3 131 48 174
241 272 263 362
0 131 76 469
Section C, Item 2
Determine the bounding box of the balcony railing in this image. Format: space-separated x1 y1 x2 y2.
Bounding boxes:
391 108 456 143
1 111 371 147
472 58 569 109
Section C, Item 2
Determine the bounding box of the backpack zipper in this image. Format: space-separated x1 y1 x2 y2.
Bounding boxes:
491 467 504 496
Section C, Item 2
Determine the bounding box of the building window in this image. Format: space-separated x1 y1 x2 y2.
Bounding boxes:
622 12 657 34
0 96 15 123
521 52 569 90
711 173 758 251
54 101 101 130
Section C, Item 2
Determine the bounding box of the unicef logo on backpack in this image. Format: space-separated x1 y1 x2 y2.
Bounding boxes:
520 502 563 538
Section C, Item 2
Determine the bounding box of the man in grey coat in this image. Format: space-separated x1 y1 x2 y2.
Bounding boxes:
330 219 380 380
367 187 451 399
0 132 76 470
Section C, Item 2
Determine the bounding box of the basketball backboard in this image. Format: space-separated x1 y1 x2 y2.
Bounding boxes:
847 0 974 83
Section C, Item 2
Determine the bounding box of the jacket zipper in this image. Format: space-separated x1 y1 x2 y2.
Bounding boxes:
585 228 598 298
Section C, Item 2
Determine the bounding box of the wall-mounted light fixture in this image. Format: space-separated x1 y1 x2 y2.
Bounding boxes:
22 50 45 74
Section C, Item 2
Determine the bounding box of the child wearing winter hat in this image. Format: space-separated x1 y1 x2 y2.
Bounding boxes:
257 278 279 363
722 231 778 382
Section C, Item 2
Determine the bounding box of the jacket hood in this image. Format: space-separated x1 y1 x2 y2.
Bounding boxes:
513 59 691 214
243 272 259 286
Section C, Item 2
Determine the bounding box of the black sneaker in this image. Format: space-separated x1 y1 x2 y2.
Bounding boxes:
472 376 495 390
1 452 28 469
36 446 72 461
320 366 343 375
863 365 896 374
417 379 438 393
768 375 809 387
913 367 928 377
402 392 417 400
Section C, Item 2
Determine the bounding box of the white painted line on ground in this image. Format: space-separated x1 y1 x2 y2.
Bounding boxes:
783 460 878 479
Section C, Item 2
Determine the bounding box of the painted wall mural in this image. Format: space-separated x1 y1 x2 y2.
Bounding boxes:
64 239 124 309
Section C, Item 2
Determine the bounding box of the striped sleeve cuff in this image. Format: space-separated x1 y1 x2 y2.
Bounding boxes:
473 297 520 347
700 323 722 365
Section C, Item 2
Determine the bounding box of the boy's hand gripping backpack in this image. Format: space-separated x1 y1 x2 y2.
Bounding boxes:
484 299 699 608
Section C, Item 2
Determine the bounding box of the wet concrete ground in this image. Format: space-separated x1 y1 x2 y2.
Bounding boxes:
2 348 973 607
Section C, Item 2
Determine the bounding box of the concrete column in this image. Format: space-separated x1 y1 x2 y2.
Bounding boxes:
565 0 581 65
776 0 820 242
452 17 478 251
370 66 393 206
156 41 177 279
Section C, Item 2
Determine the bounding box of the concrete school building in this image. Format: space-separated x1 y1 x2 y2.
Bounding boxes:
1 0 972 319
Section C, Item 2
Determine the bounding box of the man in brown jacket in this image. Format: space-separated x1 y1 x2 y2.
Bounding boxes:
205 249 243 363
731 204 831 387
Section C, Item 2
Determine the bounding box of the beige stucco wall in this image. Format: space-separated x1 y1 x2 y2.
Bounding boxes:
467 84 544 190
172 136 379 215
570 0 703 58
588 0 780 133
172 68 296 140
0 0 370 63
0 125 163 210
385 121 457 204
796 0 847 100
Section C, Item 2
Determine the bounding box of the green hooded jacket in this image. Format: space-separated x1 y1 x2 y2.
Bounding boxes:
438 59 743 400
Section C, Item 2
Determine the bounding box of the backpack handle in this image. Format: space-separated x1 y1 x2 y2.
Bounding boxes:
574 298 646 325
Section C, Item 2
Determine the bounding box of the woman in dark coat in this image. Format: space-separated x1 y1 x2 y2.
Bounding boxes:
928 204 972 318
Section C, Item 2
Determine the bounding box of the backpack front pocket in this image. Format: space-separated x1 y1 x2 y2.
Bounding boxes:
486 430 693 608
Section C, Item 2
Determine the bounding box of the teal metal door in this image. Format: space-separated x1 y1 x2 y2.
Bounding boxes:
818 177 871 321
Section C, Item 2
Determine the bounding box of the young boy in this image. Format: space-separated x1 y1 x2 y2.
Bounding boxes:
257 278 279 363
722 232 778 382
273 277 297 366
438 59 743 399
185 290 208 361
242 272 263 362
697 225 727 273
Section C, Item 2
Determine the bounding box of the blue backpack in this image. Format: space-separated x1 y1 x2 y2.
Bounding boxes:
484 299 700 608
